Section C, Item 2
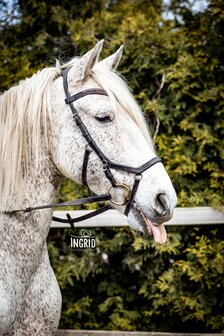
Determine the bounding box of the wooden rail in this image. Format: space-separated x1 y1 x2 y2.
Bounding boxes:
55 330 224 336
51 207 224 228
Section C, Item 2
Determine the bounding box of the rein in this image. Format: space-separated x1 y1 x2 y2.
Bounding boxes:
2 67 162 227
3 194 111 229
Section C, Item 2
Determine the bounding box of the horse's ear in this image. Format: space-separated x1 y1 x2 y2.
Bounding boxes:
71 40 104 81
99 45 123 70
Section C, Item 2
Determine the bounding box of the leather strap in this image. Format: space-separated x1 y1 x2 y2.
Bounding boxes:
125 174 142 216
73 113 118 186
82 145 92 186
65 88 107 104
107 156 162 174
103 165 117 187
62 67 107 104
3 194 111 215
52 205 110 225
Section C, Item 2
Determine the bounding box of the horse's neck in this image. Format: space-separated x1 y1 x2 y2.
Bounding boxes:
1 156 62 258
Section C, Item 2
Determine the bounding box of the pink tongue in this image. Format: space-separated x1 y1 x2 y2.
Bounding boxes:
148 221 167 244
141 212 167 244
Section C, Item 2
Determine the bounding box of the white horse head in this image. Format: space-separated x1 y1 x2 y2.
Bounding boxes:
50 40 177 243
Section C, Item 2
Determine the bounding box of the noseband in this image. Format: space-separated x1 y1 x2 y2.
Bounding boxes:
3 68 161 227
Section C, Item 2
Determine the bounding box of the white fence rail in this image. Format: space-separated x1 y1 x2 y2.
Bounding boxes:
51 207 224 228
55 331 224 336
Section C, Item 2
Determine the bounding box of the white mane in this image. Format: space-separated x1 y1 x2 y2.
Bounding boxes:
0 60 153 211
0 67 58 210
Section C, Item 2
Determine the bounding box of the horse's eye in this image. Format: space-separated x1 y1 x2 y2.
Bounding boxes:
95 114 112 124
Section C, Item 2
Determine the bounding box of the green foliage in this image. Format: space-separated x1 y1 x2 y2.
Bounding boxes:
1 0 224 332
148 230 224 331
48 226 224 332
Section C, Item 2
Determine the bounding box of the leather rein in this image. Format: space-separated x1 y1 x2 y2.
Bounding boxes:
2 67 161 228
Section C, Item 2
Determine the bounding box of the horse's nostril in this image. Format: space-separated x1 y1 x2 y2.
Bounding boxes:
155 193 169 215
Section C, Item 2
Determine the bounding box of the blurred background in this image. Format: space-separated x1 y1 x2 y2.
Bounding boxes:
0 0 223 332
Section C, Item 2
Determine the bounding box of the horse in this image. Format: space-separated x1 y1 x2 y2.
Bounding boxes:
0 40 177 335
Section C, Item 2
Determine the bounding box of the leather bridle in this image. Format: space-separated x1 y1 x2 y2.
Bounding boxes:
2 67 161 228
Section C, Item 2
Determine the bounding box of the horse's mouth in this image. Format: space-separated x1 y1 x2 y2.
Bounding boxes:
133 205 167 244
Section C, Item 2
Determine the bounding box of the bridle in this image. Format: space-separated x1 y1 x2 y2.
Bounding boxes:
2 67 161 228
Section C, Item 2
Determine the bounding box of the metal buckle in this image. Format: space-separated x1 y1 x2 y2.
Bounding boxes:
108 183 131 206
